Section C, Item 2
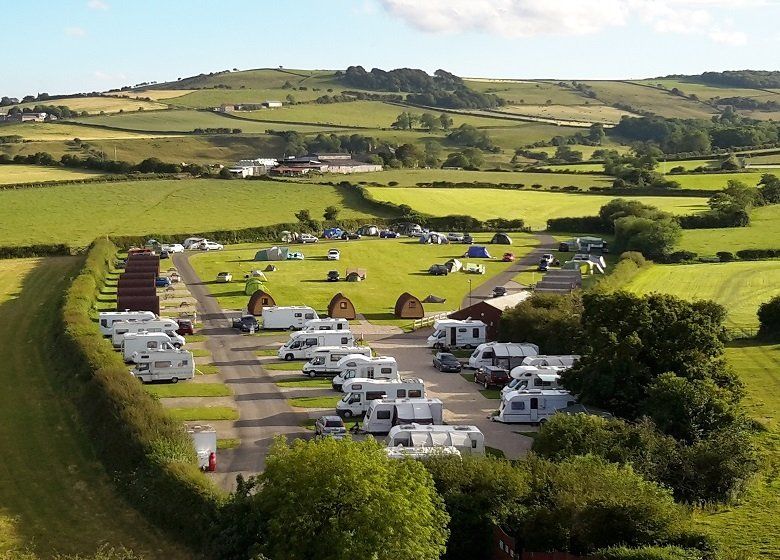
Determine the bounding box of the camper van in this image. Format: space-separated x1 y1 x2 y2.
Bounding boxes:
302 318 348 331
521 355 580 368
427 319 487 349
98 311 156 336
121 332 186 363
501 366 564 398
187 425 217 471
363 397 444 434
301 346 373 377
495 389 576 424
387 424 485 455
331 357 399 391
130 350 195 383
468 342 539 370
262 306 319 330
111 319 181 348
337 378 426 418
277 331 355 360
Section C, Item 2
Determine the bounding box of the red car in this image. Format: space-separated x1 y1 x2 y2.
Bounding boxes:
502 252 515 262
176 318 195 336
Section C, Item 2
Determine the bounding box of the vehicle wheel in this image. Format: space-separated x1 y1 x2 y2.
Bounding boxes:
308 370 316 378
463 344 473 350
539 418 548 425
284 353 294 361
474 375 479 384
343 410 353 419
171 377 179 384
173 343 182 349
484 381 489 390
288 325 295 331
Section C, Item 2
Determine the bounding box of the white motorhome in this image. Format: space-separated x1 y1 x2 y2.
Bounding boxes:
387 424 485 455
427 319 487 349
468 342 539 370
362 397 444 434
121 332 186 363
521 355 580 368
98 311 156 336
494 389 576 424
187 424 217 471
302 318 349 331
301 346 373 377
501 366 564 398
331 357 399 391
277 331 355 360
130 350 195 383
111 319 181 348
262 306 319 330
337 378 426 418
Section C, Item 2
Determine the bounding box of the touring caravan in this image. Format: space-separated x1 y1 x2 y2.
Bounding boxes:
495 389 576 424
337 378 426 418
427 319 487 349
387 424 485 455
362 397 444 434
262 306 319 330
521 355 580 368
111 319 181 348
302 318 349 331
98 311 156 336
277 331 355 360
501 366 564 398
331 357 399 391
385 446 461 460
121 332 186 363
301 346 373 377
130 350 195 383
468 342 539 370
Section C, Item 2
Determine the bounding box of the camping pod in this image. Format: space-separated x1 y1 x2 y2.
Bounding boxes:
490 233 512 245
394 292 424 319
116 295 160 316
245 277 265 296
119 272 156 280
328 292 356 320
118 278 156 289
116 286 157 297
247 289 277 316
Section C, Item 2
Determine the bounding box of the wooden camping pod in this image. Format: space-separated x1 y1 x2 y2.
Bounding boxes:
394 292 424 319
247 290 277 316
327 292 356 320
116 286 156 297
117 295 160 316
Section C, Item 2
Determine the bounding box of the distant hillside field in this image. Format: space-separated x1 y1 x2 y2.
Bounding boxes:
496 103 636 124
11 96 168 114
464 79 589 105
0 122 168 141
679 204 780 255
581 81 719 119
0 165 104 184
633 79 780 102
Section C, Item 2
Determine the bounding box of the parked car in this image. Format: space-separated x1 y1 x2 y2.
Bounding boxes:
475 365 511 389
314 415 347 439
340 231 361 240
538 261 549 272
462 234 474 244
161 243 185 254
540 254 555 265
428 264 449 276
327 270 340 282
287 251 305 260
433 352 462 373
447 232 465 242
176 318 195 336
380 230 400 238
216 272 232 283
231 315 259 332
199 241 224 251
492 286 507 298
155 276 172 288
300 233 319 244
327 249 340 261
502 252 515 262
158 250 169 259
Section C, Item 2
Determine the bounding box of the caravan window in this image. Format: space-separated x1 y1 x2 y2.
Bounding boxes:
511 401 526 411
377 410 391 420
409 389 422 398
340 337 349 344
473 328 480 338
147 341 159 350
153 361 172 369
458 328 466 333
305 313 315 320
483 350 494 359
472 440 478 449
366 391 385 401
304 338 317 347
351 383 363 390
339 302 347 309
530 398 539 410
294 313 302 318
100 319 108 327
380 367 392 374
366 367 375 378
396 390 406 398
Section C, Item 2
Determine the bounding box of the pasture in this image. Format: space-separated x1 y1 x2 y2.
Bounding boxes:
497 103 635 124
11 96 167 114
189 234 535 324
0 179 384 246
118 89 195 100
669 172 767 190
153 68 334 90
0 122 165 141
171 88 332 108
624 261 780 328
0 164 104 184
0 258 184 557
632 79 780 103
581 81 718 119
679 204 780 255
364 187 708 229
464 79 589 105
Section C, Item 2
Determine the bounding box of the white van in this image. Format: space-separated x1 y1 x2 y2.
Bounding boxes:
302 318 349 331
363 397 444 434
262 306 319 330
187 424 217 471
468 342 539 370
302 346 373 378
130 350 195 383
521 355 580 368
99 311 156 336
501 366 563 398
387 424 485 455
494 389 576 424
337 378 426 418
121 332 186 363
277 331 355 360
331 357 399 391
111 319 181 348
427 319 487 349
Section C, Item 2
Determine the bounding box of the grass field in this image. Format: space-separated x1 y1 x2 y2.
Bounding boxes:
633 79 780 103
12 96 167 114
0 258 184 557
275 377 332 388
167 406 239 421
287 395 341 409
153 68 336 91
145 383 232 398
170 88 326 108
624 261 780 328
464 79 590 105
497 103 635 124
669 172 767 191
0 179 384 246
365 187 707 229
0 122 167 141
189 234 533 324
0 165 104 184
119 90 195 100
679 205 780 255
581 81 718 119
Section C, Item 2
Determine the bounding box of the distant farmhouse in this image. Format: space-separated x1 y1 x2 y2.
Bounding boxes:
227 158 279 178
270 153 383 176
0 111 53 123
214 100 283 113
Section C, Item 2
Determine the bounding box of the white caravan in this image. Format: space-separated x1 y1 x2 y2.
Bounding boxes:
387 424 485 455
111 319 181 348
182 237 206 250
121 332 186 363
494 389 576 424
187 424 217 471
302 318 349 331
130 350 195 383
362 397 444 434
337 378 426 418
277 331 355 360
98 311 156 336
331 357 399 391
301 346 373 377
262 306 319 330
521 355 580 368
501 366 564 398
427 319 487 349
385 446 461 460
468 342 539 370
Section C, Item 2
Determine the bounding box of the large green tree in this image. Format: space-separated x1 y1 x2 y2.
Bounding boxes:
497 292 583 354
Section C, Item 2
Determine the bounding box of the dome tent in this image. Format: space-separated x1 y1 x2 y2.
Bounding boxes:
245 277 265 295
491 233 512 245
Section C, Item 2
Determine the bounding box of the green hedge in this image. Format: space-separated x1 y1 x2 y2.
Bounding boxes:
59 237 221 547
593 545 704 560
0 244 74 258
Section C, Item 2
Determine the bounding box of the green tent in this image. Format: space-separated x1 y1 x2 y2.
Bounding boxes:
245 278 265 295
254 246 289 261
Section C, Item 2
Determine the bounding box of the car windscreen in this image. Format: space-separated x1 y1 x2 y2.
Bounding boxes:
325 420 343 427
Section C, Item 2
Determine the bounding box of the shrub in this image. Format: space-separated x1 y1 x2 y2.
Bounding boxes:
736 248 780 260
655 251 698 264
758 295 780 339
593 545 704 560
716 251 735 262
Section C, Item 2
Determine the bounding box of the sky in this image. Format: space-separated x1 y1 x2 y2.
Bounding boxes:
3 0 779 98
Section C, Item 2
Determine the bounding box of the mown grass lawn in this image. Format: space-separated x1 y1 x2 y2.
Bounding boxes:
679 204 780 255
145 383 231 398
623 261 780 329
288 395 341 409
263 361 305 371
667 172 767 191
0 164 105 184
167 406 239 421
275 377 332 388
189 234 533 325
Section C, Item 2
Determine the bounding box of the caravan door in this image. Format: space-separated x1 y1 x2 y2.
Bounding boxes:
449 327 457 346
529 397 539 422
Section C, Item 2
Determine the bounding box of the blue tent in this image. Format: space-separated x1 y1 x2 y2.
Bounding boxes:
323 227 344 239
465 246 491 259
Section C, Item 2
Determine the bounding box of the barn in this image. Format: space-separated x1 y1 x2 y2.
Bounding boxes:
394 292 424 319
247 289 277 316
328 292 356 320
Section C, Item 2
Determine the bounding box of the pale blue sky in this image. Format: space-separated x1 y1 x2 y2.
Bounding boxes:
3 0 778 98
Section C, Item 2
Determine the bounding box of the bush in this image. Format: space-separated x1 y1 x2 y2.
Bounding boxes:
758 295 780 340
593 545 704 560
546 215 608 233
655 251 698 264
736 248 780 260
716 251 735 262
